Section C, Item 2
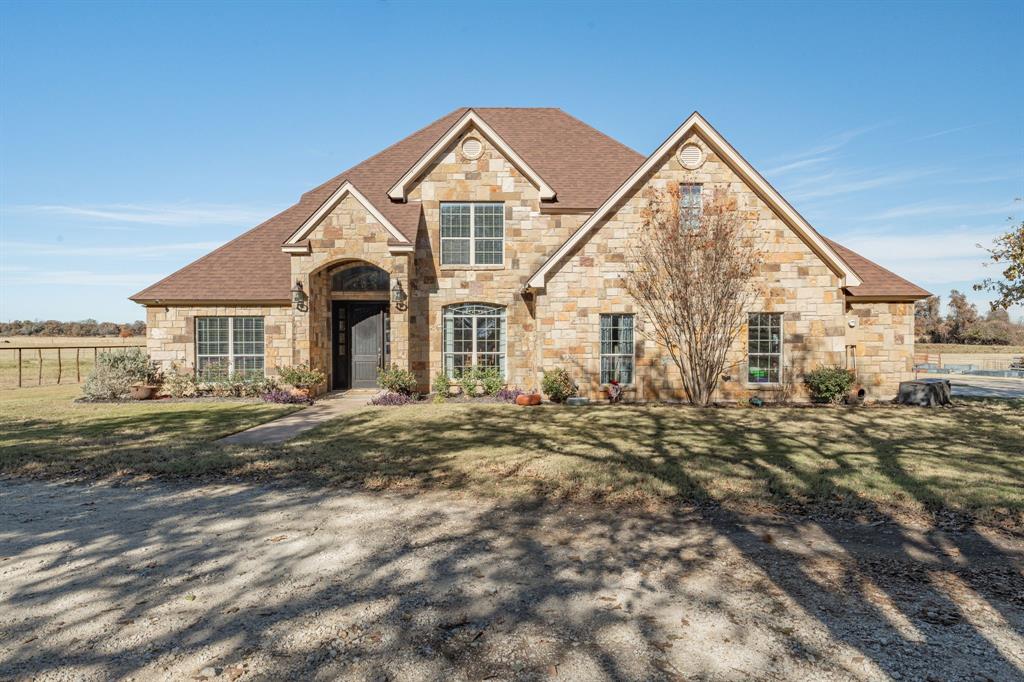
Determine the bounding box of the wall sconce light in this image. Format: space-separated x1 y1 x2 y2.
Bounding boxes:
291 281 308 312
391 279 407 310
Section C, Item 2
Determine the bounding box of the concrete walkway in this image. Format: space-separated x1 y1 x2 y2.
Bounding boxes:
219 389 375 445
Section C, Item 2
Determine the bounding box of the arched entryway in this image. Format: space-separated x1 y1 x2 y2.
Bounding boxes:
327 262 390 390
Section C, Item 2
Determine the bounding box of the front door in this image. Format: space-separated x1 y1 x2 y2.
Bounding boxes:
349 303 384 389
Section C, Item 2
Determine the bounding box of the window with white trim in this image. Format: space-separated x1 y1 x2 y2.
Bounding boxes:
196 316 265 380
679 183 702 230
600 314 635 384
747 313 782 384
443 303 506 377
440 202 504 265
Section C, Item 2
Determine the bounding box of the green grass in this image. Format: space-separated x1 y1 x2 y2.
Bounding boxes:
0 385 300 477
2 386 1022 528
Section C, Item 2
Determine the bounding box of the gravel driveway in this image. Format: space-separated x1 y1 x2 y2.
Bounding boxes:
1 479 1022 681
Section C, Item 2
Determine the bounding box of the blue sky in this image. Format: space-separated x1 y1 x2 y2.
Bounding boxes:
1 0 1021 322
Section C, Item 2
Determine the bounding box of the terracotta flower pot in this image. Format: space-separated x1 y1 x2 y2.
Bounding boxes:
290 387 311 400
130 384 155 400
516 393 542 406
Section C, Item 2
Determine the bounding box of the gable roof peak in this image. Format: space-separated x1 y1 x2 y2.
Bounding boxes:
386 108 558 202
527 111 863 289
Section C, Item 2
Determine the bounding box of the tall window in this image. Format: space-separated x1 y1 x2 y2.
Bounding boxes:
747 313 782 384
679 183 702 229
440 202 504 265
443 304 506 377
196 316 265 380
600 314 635 384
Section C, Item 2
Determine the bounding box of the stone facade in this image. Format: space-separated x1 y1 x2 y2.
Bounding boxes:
537 131 863 402
404 128 585 390
288 193 411 382
845 301 916 398
144 130 915 401
145 304 292 373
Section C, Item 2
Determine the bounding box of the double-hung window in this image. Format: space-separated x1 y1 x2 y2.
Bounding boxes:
600 313 635 384
747 312 782 384
679 183 702 230
196 316 265 380
440 202 504 265
443 304 506 377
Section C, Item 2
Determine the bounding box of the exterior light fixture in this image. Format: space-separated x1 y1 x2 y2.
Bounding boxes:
391 279 407 310
291 281 308 311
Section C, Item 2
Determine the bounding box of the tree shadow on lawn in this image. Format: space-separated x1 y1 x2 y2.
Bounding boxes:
1 402 1022 679
271 401 1024 679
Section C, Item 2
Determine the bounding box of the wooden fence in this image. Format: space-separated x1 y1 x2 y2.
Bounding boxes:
3 346 139 388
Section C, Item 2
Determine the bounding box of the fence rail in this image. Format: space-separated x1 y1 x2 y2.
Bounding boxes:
2 345 142 388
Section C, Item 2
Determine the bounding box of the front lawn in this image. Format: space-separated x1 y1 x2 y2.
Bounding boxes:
273 399 1024 527
2 386 1021 528
0 385 301 477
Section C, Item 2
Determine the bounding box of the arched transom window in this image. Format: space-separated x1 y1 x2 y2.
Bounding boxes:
331 265 389 292
443 303 506 378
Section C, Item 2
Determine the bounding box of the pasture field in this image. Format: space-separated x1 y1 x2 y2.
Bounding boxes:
0 336 146 389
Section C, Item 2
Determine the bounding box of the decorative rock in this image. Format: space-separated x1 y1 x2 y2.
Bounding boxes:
566 397 590 406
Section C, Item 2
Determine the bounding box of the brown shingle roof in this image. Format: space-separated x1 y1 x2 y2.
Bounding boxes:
131 108 643 302
825 238 931 299
130 108 928 304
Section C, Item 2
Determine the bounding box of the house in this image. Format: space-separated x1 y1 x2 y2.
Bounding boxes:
130 108 930 400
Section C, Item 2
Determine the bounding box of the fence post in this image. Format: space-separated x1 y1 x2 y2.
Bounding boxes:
76 348 81 383
17 348 22 388
37 349 43 385
57 348 62 384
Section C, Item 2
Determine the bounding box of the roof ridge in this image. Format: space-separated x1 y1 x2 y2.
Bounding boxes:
299 108 468 202
824 237 930 295
551 108 645 159
130 203 297 300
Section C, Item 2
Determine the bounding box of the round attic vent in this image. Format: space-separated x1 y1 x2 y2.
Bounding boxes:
678 143 705 170
461 137 483 160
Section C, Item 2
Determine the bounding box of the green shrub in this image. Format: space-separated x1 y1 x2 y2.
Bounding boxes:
377 364 417 395
431 371 451 397
804 366 856 403
200 373 278 398
81 348 161 400
277 364 327 389
457 366 504 396
163 366 199 398
541 368 578 403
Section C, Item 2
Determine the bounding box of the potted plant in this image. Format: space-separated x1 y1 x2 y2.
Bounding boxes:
515 392 542 406
129 383 156 400
277 364 327 398
604 379 624 403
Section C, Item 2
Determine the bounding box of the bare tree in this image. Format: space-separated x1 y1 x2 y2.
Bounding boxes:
627 185 764 404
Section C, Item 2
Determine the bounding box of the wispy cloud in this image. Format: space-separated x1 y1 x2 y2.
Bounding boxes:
765 121 892 176
864 199 1021 221
4 241 224 259
905 123 983 143
836 227 999 285
6 203 273 227
785 168 941 201
764 156 833 176
1 268 157 287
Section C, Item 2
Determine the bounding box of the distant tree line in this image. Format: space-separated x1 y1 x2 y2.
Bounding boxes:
915 290 1023 345
0 319 146 337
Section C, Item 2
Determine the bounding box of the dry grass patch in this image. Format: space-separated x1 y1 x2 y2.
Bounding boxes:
2 386 1021 528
